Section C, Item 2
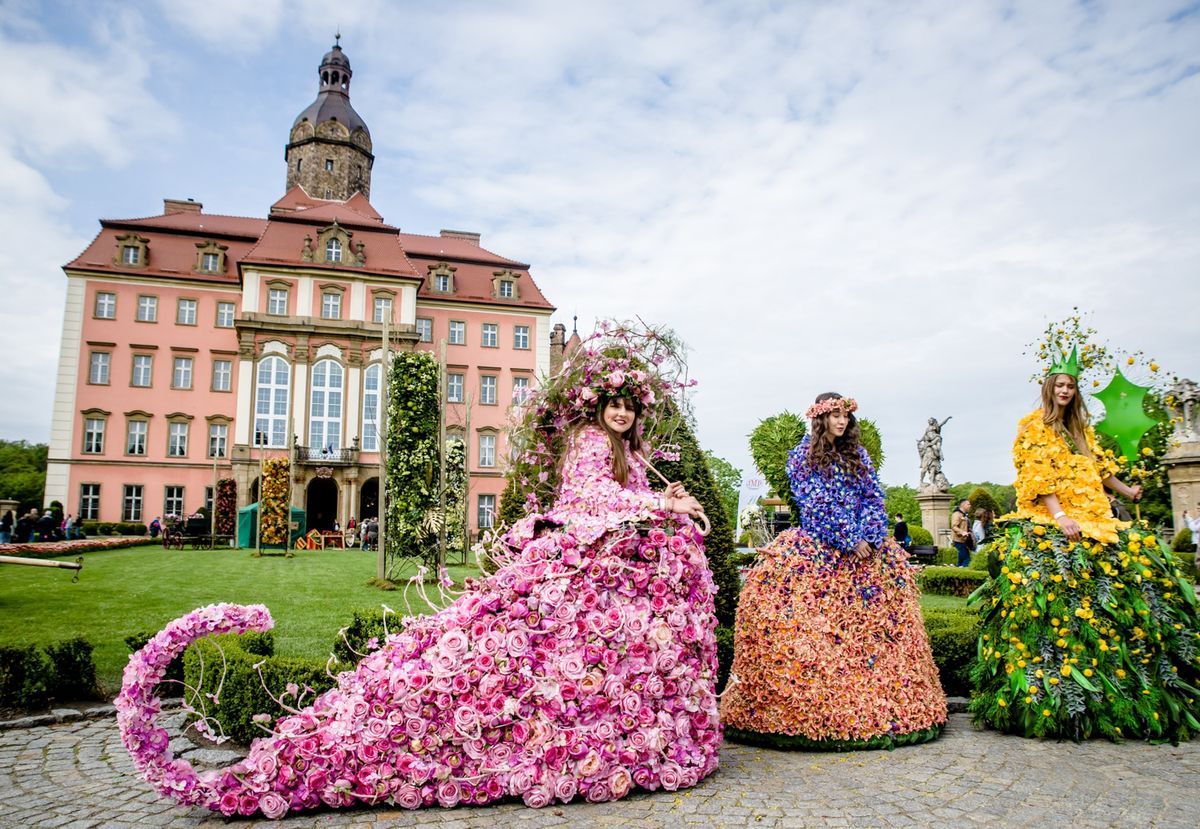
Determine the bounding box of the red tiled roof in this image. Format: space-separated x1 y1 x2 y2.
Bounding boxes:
409 257 554 310
104 212 266 238
241 218 420 279
399 232 527 268
66 223 256 284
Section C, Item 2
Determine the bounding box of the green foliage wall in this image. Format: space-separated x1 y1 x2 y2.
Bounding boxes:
702 450 742 532
748 411 806 502
0 439 47 513
385 351 441 567
885 485 922 528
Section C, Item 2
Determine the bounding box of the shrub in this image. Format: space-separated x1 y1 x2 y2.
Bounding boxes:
332 607 395 665
923 607 979 697
919 565 988 597
1172 527 1195 553
909 526 934 547
967 487 1001 520
0 644 52 708
183 632 335 745
116 522 147 536
45 637 99 701
730 550 757 568
98 522 117 536
936 546 957 565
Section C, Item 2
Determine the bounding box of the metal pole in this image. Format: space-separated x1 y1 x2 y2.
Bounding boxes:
377 316 389 581
250 350 262 557
438 339 447 569
0 555 82 570
211 454 218 540
463 391 472 560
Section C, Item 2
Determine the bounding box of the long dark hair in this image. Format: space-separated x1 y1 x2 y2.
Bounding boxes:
593 394 643 486
1040 373 1091 458
806 391 867 477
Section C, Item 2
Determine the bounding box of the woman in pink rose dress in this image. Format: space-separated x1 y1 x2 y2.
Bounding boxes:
116 337 722 819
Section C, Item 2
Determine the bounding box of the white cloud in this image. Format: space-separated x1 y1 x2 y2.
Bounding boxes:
155 0 287 49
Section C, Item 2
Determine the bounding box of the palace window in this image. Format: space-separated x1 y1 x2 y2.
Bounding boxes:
512 376 531 404
122 485 143 522
416 318 432 342
481 323 498 348
216 301 235 327
172 356 193 390
321 292 342 319
212 359 232 392
326 238 343 262
177 298 197 325
79 484 100 521
267 287 288 315
480 375 497 405
167 422 189 457
513 325 530 350
94 292 116 319
309 359 344 451
194 240 229 274
126 420 147 456
83 417 105 454
88 352 110 385
325 158 334 172
435 274 451 292
132 354 153 387
447 373 464 403
208 423 228 458
448 320 465 345
362 363 381 451
201 253 219 272
136 295 157 322
122 245 140 265
498 280 514 298
164 486 185 518
478 433 496 468
478 494 496 529
254 355 290 448
373 296 392 324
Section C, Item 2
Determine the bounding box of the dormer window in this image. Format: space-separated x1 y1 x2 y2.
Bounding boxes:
326 238 343 262
491 269 521 300
113 233 149 269
194 240 228 274
201 253 219 271
315 221 357 266
498 280 514 298
430 263 457 293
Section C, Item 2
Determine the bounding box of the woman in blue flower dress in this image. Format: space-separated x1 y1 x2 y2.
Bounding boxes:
721 393 946 749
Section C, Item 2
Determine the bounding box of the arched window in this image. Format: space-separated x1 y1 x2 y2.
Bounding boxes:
309 359 344 451
326 238 342 262
361 363 381 452
254 356 290 448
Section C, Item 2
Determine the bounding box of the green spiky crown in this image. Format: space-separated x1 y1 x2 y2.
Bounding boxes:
1048 346 1081 378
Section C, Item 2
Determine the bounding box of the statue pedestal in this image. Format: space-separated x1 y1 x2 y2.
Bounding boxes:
1164 439 1200 534
916 489 953 548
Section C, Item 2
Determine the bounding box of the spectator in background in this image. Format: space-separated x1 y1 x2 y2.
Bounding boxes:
149 517 162 539
36 509 57 542
14 511 34 543
0 509 13 544
951 498 973 567
972 507 992 548
893 512 909 550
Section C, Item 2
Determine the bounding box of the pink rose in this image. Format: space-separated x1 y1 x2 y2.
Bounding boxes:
436 780 461 808
609 767 633 799
259 792 288 820
659 762 683 791
553 774 578 802
396 784 422 809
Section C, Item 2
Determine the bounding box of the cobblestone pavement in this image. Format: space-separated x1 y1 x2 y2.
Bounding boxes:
1 712 1198 828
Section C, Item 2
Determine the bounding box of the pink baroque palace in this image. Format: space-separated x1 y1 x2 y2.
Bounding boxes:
45 42 568 537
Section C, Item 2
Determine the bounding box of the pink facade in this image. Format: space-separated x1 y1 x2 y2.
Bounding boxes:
45 45 555 538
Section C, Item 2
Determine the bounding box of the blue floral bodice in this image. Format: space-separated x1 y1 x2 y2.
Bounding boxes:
785 436 887 551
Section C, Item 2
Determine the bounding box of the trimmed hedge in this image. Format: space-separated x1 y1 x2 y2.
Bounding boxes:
908 526 934 547
182 632 336 745
0 637 100 708
730 550 757 568
919 566 988 597
923 607 979 697
79 521 147 537
715 624 734 693
934 546 988 570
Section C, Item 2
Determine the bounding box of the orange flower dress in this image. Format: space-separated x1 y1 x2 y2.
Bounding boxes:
971 410 1200 741
720 438 947 749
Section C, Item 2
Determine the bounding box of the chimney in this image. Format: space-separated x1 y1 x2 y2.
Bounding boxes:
164 198 203 215
440 229 481 245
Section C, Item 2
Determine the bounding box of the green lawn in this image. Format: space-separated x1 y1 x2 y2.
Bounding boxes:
0 545 479 695
918 593 970 612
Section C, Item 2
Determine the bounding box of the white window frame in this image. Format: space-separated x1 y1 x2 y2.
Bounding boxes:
176 298 197 325
254 355 290 448
447 373 464 403
83 417 105 454
126 420 147 456
373 297 392 324
308 359 344 451
478 494 496 529
361 363 381 452
435 274 451 292
122 245 140 265
201 252 220 272
267 287 288 315
164 486 185 518
415 318 432 342
478 433 496 468
172 356 193 390
512 376 530 404
212 359 232 392
481 323 498 348
167 422 189 457
122 485 143 522
132 354 153 387
480 375 497 405
79 484 100 521
136 295 157 322
321 292 342 319
208 423 228 458
216 301 236 327
89 352 110 385
95 291 116 319
326 238 343 262
448 320 466 345
514 325 530 350
498 280 514 298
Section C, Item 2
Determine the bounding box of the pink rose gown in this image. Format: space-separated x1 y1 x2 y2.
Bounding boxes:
116 425 721 819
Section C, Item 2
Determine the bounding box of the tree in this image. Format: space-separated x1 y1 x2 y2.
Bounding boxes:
884 485 922 528
748 412 806 501
0 440 47 512
949 482 1016 514
966 486 1001 520
703 451 741 534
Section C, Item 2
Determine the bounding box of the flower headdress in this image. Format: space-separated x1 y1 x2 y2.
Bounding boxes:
506 320 695 515
805 397 858 419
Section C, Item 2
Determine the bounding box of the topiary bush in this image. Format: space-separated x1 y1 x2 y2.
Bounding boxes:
183 632 335 745
715 624 734 693
332 607 397 665
909 526 934 547
45 637 99 701
0 644 52 708
1172 527 1195 553
918 566 988 597
923 607 979 696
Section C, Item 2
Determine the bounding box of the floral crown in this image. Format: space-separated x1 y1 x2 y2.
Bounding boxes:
805 397 858 419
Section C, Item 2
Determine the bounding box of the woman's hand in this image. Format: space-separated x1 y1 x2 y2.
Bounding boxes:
1127 484 1143 502
854 540 873 557
669 495 705 519
1056 514 1081 541
665 481 689 500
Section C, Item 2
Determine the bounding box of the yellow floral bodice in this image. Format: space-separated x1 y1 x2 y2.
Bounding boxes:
1008 409 1126 544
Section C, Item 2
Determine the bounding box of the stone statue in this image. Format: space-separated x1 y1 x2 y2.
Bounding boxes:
1166 378 1200 443
918 416 952 492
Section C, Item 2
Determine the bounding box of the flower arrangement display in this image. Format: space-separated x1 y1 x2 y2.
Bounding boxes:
116 519 721 818
215 479 237 537
721 529 947 749
259 458 290 546
385 351 441 568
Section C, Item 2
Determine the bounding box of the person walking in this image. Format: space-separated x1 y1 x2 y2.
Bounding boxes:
893 512 909 550
0 509 13 544
951 498 973 566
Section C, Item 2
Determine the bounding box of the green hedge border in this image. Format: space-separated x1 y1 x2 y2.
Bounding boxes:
724 722 944 752
918 566 988 597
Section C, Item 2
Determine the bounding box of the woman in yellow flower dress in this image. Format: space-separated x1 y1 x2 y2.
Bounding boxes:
971 366 1200 741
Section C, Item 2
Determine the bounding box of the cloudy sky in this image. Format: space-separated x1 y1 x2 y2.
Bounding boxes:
1 0 1197 489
